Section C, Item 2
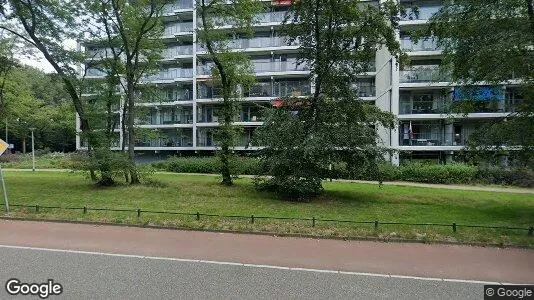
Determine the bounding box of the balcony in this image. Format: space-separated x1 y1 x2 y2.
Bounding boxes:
198 11 287 27
86 48 116 60
399 132 463 147
144 68 193 82
400 37 441 52
400 93 448 114
256 11 287 24
163 45 194 59
164 22 194 36
197 105 219 123
198 36 298 52
162 0 193 13
139 108 193 125
197 80 311 100
400 66 450 83
135 131 193 147
401 4 441 21
86 68 107 77
198 61 309 76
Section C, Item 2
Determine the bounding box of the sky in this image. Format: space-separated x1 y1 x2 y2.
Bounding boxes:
17 39 78 74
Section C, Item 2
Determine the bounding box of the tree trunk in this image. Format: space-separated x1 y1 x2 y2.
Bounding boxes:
22 138 26 154
220 89 233 186
126 80 140 184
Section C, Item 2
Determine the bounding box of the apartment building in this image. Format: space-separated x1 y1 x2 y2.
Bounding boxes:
78 0 522 165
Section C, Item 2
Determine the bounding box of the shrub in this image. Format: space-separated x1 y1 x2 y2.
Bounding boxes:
0 153 19 164
254 175 323 202
477 167 534 188
152 156 264 175
399 163 477 184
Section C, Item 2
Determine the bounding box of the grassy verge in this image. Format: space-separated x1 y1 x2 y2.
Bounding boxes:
1 171 533 246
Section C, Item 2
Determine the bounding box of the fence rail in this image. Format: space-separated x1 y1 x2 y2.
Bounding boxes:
1 203 533 236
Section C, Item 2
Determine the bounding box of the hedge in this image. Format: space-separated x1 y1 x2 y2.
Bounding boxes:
153 156 534 187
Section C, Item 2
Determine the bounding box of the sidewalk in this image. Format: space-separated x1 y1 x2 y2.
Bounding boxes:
0 219 532 284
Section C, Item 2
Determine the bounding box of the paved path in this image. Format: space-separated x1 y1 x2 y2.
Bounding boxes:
0 220 532 284
5 169 534 194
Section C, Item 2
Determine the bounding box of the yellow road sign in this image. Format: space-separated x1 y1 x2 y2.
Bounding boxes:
0 139 8 156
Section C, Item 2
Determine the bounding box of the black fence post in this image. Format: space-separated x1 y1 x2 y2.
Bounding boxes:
374 220 379 230
196 212 200 221
35 205 39 213
312 217 316 227
251 215 254 224
529 227 533 236
137 209 141 218
452 222 457 233
83 206 87 214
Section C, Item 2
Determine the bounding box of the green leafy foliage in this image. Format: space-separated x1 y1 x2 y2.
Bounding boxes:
197 0 263 185
0 66 76 152
152 156 263 175
426 0 534 167
255 0 404 200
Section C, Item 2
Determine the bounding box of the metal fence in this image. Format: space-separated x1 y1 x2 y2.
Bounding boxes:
1 203 533 236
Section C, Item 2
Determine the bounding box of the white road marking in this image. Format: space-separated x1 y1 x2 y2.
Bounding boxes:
0 244 520 285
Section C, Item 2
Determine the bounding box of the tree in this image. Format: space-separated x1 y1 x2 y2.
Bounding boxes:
254 0 404 200
0 66 75 153
85 0 167 184
0 36 18 141
0 0 117 182
197 0 263 185
426 0 534 167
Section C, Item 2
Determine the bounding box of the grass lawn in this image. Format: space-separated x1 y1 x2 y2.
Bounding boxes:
1 170 533 246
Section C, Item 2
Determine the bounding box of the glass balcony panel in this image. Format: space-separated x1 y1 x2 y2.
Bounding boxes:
399 95 448 114
399 66 450 83
401 37 440 52
86 68 107 77
401 5 441 21
164 22 194 36
274 80 311 97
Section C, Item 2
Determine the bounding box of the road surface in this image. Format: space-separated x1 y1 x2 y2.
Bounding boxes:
0 220 532 299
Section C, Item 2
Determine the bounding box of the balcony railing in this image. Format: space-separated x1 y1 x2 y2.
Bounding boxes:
136 137 193 147
141 114 193 125
198 36 298 52
198 61 308 76
164 22 194 36
401 5 441 21
163 0 193 13
144 68 193 81
401 37 441 52
399 132 465 147
198 81 311 99
400 67 450 83
86 68 107 77
163 45 194 59
197 11 288 27
256 11 287 24
354 85 376 97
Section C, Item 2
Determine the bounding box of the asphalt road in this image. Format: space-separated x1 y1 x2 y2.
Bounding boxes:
0 247 484 300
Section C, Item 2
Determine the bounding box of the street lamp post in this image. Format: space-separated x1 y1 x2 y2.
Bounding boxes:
29 127 36 172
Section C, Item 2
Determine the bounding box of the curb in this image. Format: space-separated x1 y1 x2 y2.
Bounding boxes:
1 216 532 250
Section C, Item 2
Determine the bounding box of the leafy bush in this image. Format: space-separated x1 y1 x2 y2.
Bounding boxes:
399 163 478 184
0 153 19 163
254 175 323 201
477 167 534 188
152 156 264 175
155 156 534 188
